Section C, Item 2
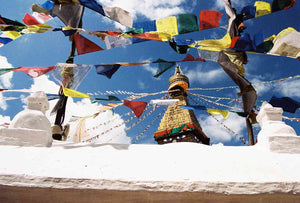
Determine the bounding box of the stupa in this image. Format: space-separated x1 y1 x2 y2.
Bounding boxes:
154 65 210 144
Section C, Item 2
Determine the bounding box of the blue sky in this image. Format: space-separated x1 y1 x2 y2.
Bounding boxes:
0 0 299 146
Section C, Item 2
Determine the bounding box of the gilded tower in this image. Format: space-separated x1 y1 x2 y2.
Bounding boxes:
154 65 210 145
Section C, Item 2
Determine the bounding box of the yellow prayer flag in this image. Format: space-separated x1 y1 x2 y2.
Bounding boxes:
191 33 231 52
207 108 229 119
63 87 92 98
22 24 53 33
255 1 271 17
3 31 22 40
155 16 178 38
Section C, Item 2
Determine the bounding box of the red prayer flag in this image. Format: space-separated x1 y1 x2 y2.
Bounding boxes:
74 33 104 55
123 100 147 118
181 54 205 62
199 10 222 30
14 66 57 78
230 36 241 48
22 13 41 25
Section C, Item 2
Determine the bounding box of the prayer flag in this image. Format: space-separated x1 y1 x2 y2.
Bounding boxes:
104 34 132 49
0 68 16 75
181 54 205 62
32 12 53 24
269 96 300 113
254 1 271 17
0 15 25 26
46 94 63 101
268 27 300 58
74 33 104 55
177 14 199 34
272 0 295 12
132 20 156 43
240 5 256 20
14 66 57 78
2 31 22 40
22 13 41 25
207 109 229 119
92 95 121 103
62 87 92 98
52 2 84 28
199 10 222 30
123 100 147 118
95 64 121 79
104 7 133 28
150 99 179 106
0 35 13 44
193 33 232 52
180 105 207 110
155 16 178 38
78 0 105 15
153 59 176 78
168 38 190 54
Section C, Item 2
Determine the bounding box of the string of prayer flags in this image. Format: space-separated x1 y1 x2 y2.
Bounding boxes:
149 99 179 106
13 66 57 78
92 95 121 103
62 87 92 98
199 10 222 30
269 96 300 113
95 64 121 79
73 33 104 55
206 108 229 119
123 100 147 118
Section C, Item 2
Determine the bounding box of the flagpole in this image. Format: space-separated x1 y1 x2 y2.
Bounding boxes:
52 6 84 140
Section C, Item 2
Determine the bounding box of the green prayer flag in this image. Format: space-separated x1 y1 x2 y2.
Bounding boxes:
0 68 16 75
92 95 121 103
153 59 176 78
177 14 199 34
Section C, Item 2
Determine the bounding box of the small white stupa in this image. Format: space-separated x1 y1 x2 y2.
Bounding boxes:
256 101 300 153
0 91 52 147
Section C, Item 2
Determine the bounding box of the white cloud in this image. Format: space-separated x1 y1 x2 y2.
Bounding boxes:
199 113 246 144
276 79 300 99
142 64 157 75
0 56 14 110
27 75 130 144
99 0 186 20
186 65 225 84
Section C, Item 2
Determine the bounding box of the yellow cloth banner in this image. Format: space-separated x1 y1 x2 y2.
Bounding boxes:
3 31 22 40
191 33 231 52
63 87 92 98
155 16 178 38
254 1 271 17
207 108 229 119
